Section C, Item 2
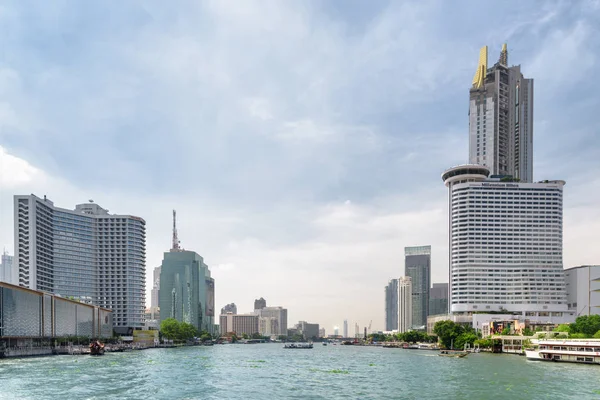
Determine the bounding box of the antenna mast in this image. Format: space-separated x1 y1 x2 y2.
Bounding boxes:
172 209 180 251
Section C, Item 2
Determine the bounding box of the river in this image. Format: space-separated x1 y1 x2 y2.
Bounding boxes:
0 344 598 399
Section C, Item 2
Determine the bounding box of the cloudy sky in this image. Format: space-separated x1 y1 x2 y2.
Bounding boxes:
1 0 599 332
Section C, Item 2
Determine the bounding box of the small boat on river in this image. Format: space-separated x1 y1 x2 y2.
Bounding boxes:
438 350 468 358
284 343 313 349
89 340 105 356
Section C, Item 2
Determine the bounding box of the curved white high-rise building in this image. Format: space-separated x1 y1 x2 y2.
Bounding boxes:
14 194 146 334
442 165 567 316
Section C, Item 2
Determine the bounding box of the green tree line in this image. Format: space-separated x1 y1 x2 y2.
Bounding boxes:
160 318 212 342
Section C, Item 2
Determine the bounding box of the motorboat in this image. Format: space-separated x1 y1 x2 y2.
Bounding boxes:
284 343 313 349
438 350 468 358
89 340 105 356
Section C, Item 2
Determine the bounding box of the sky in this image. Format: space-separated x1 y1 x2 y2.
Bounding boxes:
0 0 599 332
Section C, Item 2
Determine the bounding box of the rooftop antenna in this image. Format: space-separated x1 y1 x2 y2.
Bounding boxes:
171 209 181 251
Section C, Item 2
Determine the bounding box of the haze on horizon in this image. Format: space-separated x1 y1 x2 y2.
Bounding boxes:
0 0 599 332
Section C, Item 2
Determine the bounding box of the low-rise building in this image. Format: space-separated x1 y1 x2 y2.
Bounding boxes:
0 281 113 339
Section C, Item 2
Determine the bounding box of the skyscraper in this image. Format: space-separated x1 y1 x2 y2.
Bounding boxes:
469 44 534 182
398 277 412 333
429 283 449 316
385 279 398 331
159 250 215 333
343 319 348 338
0 250 13 284
405 246 431 329
14 194 146 334
442 165 567 315
254 297 267 311
159 211 215 333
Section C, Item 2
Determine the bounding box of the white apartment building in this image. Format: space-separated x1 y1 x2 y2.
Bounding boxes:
398 276 412 333
14 194 146 334
442 165 567 316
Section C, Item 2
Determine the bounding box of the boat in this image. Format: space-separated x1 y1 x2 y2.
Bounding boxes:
438 350 468 358
89 340 105 356
322 342 327 346
525 340 600 364
341 341 354 346
284 343 313 349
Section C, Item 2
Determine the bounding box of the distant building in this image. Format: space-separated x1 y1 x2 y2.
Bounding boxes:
343 319 348 338
159 250 215 333
319 327 326 338
333 326 339 336
429 283 449 316
296 321 319 340
219 313 258 336
150 266 161 309
254 297 267 311
257 306 287 336
0 251 13 284
398 276 412 333
221 303 237 315
13 194 146 334
385 279 399 331
565 265 600 316
405 246 431 329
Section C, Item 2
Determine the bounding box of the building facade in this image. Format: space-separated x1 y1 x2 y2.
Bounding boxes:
159 250 215 333
398 276 412 333
219 313 259 336
0 281 112 339
385 279 398 331
565 265 600 316
405 246 431 329
442 166 567 315
13 194 146 334
469 44 534 182
150 266 161 309
429 283 449 316
0 251 13 284
257 306 287 336
254 297 266 311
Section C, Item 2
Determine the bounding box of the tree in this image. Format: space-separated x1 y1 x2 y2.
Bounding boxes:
522 328 533 337
178 322 198 341
433 320 465 349
593 330 600 339
160 318 180 341
500 327 511 335
554 324 571 333
570 315 600 337
454 333 478 350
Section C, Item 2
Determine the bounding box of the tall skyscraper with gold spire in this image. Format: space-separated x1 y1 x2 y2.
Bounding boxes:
469 44 534 182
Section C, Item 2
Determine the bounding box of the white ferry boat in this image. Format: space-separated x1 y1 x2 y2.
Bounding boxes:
525 340 600 365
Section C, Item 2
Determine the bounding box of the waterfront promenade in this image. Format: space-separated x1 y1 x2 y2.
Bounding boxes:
0 343 598 399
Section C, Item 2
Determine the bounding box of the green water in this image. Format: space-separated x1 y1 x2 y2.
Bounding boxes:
0 344 598 399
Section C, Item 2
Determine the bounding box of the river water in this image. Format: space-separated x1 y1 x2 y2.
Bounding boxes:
0 344 598 399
